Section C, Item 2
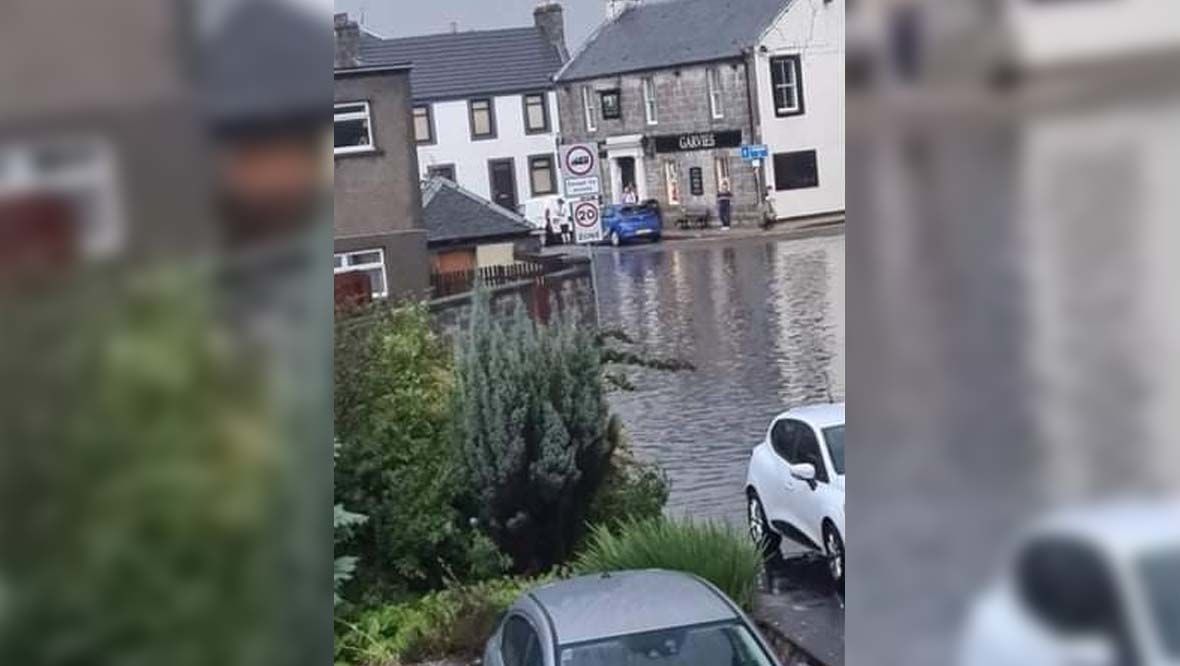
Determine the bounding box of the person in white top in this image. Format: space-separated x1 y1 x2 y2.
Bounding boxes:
621 184 639 205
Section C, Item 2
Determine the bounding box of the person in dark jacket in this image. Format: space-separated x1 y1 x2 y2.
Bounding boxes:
717 178 734 230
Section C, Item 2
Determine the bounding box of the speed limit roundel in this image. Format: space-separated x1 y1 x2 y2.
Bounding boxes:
573 201 600 228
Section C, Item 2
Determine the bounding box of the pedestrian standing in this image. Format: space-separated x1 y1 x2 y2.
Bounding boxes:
558 199 574 245
717 178 733 230
622 184 639 205
760 187 777 230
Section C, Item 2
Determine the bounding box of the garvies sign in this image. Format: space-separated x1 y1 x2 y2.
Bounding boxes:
653 130 742 153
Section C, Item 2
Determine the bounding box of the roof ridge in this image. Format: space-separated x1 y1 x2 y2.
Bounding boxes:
369 24 541 45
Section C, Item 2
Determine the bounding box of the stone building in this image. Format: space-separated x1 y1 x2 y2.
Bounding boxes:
555 0 844 226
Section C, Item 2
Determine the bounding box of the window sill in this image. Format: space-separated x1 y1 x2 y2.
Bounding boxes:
335 147 382 158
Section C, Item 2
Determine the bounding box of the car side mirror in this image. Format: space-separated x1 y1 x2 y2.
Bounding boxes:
789 463 817 482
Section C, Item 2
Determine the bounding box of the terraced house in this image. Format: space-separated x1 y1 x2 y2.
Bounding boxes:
556 0 844 226
351 3 569 228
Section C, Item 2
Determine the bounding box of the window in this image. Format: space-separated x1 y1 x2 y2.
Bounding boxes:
501 616 543 666
469 98 496 140
528 155 557 197
333 248 387 298
773 150 819 190
1139 550 1180 658
642 77 658 125
823 425 845 475
714 156 730 192
412 105 434 144
771 419 796 462
708 67 725 119
664 160 679 205
334 102 374 155
582 86 597 132
795 423 829 482
522 93 550 134
427 164 455 181
770 55 805 116
599 89 621 120
560 623 776 666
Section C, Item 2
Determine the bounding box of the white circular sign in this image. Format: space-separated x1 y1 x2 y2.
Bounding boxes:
573 201 600 228
564 145 596 177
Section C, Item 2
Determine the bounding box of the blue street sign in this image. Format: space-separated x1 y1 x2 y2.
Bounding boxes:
741 144 769 161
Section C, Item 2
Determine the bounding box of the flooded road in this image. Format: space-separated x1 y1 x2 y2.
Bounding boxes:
591 230 846 525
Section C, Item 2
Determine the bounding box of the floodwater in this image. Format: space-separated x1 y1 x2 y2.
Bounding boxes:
590 230 846 525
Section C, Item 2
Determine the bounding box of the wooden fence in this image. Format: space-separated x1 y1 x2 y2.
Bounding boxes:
430 260 551 299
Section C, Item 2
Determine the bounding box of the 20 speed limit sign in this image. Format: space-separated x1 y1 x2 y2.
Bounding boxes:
572 199 603 244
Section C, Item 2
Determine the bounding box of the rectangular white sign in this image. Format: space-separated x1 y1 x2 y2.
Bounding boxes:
564 176 601 197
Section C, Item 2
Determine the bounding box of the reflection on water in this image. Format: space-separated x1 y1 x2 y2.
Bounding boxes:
592 233 845 524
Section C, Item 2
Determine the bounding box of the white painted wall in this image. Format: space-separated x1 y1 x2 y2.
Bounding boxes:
754 0 845 220
475 242 517 268
415 91 561 229
1003 0 1180 68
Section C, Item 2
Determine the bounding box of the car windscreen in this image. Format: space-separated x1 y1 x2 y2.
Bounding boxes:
823 425 845 475
1139 548 1180 658
558 622 775 666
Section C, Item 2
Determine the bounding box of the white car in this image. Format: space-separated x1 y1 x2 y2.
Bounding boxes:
960 500 1180 666
745 403 845 589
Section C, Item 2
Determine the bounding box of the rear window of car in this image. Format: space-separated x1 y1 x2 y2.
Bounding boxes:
1140 548 1180 658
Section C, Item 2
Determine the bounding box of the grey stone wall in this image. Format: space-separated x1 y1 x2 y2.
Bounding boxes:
557 59 766 225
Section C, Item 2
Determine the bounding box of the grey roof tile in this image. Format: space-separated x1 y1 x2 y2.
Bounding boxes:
421 177 535 245
358 28 564 101
557 0 790 82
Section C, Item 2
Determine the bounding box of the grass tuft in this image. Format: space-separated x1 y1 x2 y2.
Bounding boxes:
573 518 762 610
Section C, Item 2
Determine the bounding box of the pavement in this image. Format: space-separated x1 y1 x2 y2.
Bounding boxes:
661 213 845 243
755 553 845 666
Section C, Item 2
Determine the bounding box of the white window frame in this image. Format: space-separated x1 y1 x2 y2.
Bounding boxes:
334 102 375 155
770 56 804 117
643 77 658 125
334 248 388 299
708 67 724 119
582 86 597 132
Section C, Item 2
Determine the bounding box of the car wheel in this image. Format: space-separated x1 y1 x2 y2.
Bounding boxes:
824 524 845 593
747 491 781 559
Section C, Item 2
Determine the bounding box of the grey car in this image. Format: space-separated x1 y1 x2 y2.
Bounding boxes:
483 569 782 666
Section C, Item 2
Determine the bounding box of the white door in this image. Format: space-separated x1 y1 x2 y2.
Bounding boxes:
764 418 808 540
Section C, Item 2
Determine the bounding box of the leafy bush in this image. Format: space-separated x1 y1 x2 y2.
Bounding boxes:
574 519 763 610
452 295 615 572
335 304 507 599
335 575 549 665
586 418 670 528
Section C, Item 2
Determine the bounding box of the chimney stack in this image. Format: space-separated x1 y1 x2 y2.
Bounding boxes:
534 2 569 63
334 13 360 69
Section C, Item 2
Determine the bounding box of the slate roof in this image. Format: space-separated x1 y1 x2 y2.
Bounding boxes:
358 28 564 102
421 177 535 246
556 0 791 82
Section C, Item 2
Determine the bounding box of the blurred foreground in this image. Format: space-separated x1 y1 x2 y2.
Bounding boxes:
850 0 1180 664
0 1 332 665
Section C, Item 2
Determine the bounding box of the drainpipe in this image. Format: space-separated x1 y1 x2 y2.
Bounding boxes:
741 49 765 205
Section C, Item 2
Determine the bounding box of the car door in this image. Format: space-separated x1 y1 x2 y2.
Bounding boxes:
793 422 836 548
764 418 806 537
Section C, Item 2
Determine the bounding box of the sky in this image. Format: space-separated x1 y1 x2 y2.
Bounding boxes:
333 0 605 51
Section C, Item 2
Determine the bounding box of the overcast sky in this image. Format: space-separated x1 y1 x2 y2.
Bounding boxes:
333 0 605 51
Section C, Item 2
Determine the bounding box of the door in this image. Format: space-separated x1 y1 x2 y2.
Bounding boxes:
792 421 834 548
489 159 518 212
618 157 636 202
765 418 805 539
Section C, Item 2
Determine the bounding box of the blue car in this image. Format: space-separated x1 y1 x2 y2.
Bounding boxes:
601 202 663 246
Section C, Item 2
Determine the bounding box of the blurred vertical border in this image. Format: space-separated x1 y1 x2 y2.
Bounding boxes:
0 1 334 665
